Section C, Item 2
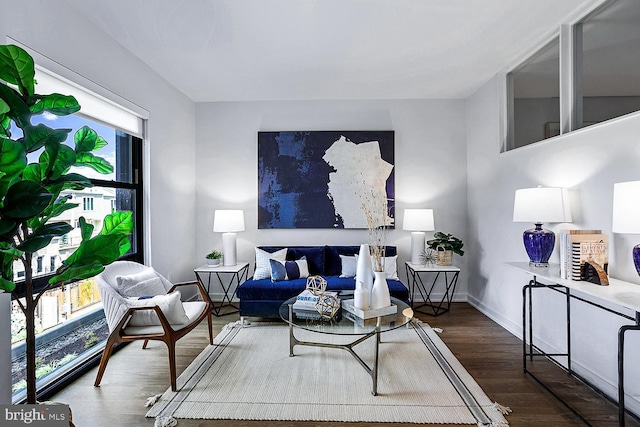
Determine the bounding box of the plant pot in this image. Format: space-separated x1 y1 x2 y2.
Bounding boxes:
206 258 221 267
436 249 453 266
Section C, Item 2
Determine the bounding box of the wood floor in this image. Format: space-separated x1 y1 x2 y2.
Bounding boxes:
51 303 639 426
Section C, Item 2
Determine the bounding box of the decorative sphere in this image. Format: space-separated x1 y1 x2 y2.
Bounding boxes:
306 275 327 296
315 294 340 319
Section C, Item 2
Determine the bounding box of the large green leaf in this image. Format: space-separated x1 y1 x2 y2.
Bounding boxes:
28 200 77 231
50 261 104 286
0 83 31 128
0 247 22 257
21 164 41 182
57 234 130 274
0 276 15 292
34 221 73 237
30 94 80 116
94 136 108 151
0 99 8 115
2 180 52 219
74 126 98 154
17 221 73 253
101 211 134 236
16 235 52 253
40 143 76 180
21 123 71 153
75 152 113 174
78 217 93 241
0 115 10 137
0 137 26 196
0 45 35 97
0 219 17 236
47 173 91 189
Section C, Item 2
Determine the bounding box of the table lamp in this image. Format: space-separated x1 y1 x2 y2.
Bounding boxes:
513 187 571 267
403 209 435 265
612 181 640 277
213 210 245 266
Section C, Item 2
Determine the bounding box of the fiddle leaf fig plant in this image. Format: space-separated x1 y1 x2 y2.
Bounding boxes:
0 44 134 403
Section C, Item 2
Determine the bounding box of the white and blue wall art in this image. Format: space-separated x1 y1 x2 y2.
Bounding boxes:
258 131 395 229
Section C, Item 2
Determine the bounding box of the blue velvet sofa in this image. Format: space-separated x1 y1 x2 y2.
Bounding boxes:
236 245 410 318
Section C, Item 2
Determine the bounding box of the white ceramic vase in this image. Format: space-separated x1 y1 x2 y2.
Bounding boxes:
371 271 391 309
354 282 370 311
355 244 373 309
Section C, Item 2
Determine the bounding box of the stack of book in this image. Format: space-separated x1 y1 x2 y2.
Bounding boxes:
559 229 608 280
292 289 339 311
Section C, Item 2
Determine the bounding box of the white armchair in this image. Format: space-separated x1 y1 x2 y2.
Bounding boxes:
94 261 212 391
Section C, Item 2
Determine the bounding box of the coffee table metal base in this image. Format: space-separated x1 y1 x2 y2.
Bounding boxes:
287 304 381 395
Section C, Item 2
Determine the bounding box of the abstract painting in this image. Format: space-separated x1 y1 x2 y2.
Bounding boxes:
258 131 394 229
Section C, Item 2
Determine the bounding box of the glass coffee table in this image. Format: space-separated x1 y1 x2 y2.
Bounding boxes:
279 296 413 395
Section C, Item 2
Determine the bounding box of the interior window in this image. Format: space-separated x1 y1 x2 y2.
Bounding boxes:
507 37 560 150
579 0 640 128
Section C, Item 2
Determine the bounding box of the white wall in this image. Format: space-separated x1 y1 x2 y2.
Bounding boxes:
466 75 640 412
0 0 198 281
195 100 469 297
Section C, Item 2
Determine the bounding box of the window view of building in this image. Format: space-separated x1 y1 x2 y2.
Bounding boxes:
10 74 144 402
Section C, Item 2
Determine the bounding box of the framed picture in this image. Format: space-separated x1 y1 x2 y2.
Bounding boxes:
258 131 395 229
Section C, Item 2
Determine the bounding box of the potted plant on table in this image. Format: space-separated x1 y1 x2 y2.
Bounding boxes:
0 44 134 404
205 250 222 267
427 232 464 265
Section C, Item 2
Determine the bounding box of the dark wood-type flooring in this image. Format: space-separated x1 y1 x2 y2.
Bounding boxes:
51 303 639 426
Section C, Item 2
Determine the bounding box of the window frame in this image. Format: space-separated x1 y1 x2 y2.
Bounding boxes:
501 0 640 151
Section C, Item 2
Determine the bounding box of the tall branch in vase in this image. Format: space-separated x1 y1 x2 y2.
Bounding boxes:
359 182 392 272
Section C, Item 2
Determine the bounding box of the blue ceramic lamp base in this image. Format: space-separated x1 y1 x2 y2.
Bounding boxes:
523 223 555 267
634 245 640 277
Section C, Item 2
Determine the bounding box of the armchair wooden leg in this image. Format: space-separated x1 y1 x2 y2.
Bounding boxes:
207 308 213 345
94 334 119 387
168 342 177 391
142 339 149 349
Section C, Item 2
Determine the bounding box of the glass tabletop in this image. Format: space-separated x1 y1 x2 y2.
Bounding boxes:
279 296 414 336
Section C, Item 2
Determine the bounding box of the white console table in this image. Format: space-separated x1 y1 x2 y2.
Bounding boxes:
505 262 640 426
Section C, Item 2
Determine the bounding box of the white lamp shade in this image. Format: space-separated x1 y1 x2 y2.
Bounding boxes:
612 181 640 234
403 209 435 231
213 210 245 232
513 187 572 223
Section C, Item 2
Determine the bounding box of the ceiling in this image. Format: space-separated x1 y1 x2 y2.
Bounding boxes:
64 0 589 102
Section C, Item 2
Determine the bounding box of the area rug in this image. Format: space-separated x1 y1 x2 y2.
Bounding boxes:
146 320 509 426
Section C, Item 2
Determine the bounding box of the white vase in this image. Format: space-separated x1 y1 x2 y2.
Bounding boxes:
371 271 391 309
355 244 373 308
354 281 370 311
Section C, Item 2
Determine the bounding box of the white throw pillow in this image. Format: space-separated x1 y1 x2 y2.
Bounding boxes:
253 248 287 280
116 268 158 294
120 276 167 298
356 254 399 280
127 292 189 326
339 255 357 278
380 255 399 280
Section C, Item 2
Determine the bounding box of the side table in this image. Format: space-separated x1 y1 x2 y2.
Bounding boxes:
405 262 460 316
194 262 249 316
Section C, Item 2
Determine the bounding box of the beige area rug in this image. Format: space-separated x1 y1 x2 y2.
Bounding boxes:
146 321 509 426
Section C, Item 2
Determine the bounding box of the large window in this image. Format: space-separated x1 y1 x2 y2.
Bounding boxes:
10 64 145 403
504 0 640 150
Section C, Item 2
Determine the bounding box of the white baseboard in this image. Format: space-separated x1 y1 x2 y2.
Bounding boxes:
467 295 640 417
